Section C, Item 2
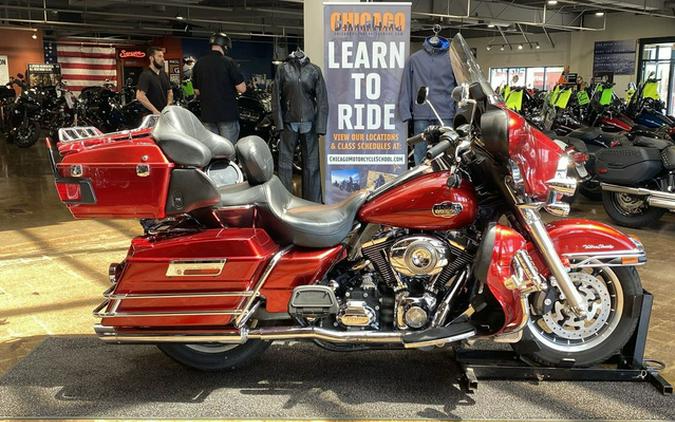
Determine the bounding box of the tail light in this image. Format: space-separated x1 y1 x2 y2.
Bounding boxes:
610 140 622 148
55 181 82 201
598 167 609 174
565 148 589 165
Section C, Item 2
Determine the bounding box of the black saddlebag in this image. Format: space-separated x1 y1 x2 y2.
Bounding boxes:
660 146 675 171
595 146 663 185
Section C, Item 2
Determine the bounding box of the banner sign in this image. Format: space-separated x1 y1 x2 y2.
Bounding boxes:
0 55 8 85
593 40 636 75
323 2 411 204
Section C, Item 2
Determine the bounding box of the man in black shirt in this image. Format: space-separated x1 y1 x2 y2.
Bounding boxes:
136 47 172 115
192 32 246 143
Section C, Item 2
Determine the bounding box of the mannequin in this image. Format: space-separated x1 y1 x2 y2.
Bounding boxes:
272 48 328 203
398 24 457 165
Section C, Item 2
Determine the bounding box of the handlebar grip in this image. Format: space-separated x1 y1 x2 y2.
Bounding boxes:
407 132 426 146
426 140 452 160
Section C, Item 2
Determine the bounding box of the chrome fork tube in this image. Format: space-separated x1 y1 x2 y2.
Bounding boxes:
519 207 587 317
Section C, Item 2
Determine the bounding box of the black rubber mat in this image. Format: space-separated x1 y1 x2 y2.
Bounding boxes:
1 336 673 419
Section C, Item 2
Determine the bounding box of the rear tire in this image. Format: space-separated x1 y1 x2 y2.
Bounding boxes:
158 340 270 371
601 191 665 228
514 266 641 367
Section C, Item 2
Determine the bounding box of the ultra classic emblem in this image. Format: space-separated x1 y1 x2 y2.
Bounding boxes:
432 201 463 218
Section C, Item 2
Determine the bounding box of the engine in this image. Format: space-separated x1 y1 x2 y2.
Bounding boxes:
358 231 474 331
288 230 474 334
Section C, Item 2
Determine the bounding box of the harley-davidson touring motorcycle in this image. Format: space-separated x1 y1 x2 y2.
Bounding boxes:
48 34 646 371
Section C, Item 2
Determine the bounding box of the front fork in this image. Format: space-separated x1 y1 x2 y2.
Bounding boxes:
517 206 588 318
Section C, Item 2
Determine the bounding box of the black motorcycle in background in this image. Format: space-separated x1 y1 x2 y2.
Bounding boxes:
76 83 145 133
6 83 76 148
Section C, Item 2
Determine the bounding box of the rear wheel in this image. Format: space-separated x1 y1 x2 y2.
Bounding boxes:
515 266 641 367
601 190 665 228
158 340 270 371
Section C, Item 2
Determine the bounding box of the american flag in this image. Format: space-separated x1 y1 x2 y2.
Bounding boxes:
56 43 117 95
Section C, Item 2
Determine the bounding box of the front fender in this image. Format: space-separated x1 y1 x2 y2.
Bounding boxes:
530 219 646 271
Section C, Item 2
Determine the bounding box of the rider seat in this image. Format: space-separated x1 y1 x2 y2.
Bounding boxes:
218 136 369 248
152 106 236 167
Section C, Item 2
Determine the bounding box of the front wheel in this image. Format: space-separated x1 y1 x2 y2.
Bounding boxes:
601 190 665 228
514 266 642 367
158 340 270 371
13 121 40 148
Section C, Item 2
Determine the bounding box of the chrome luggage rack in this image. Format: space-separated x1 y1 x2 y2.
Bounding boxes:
57 114 160 143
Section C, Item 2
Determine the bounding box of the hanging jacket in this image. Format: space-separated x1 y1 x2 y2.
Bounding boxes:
272 55 329 134
397 37 456 122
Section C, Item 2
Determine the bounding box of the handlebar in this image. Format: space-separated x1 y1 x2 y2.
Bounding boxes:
405 125 462 161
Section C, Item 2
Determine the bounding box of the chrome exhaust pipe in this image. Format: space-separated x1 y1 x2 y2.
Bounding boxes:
601 183 675 210
94 324 475 348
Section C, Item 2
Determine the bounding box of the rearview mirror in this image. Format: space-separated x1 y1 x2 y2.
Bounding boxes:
416 86 429 105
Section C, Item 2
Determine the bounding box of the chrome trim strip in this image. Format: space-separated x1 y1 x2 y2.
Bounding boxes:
563 249 644 258
234 245 293 327
165 259 226 277
104 291 254 300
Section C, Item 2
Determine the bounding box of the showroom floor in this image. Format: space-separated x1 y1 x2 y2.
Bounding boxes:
0 137 674 418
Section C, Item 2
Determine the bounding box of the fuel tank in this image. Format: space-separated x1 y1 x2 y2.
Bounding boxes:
358 171 477 230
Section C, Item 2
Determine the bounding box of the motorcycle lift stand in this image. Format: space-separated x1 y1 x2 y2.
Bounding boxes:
455 291 672 395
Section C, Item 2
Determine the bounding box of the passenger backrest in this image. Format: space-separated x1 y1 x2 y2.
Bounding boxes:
152 106 235 167
236 136 274 185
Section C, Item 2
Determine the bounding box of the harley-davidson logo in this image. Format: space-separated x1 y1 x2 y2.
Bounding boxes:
432 201 463 218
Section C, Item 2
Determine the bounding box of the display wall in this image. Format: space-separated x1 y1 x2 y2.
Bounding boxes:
0 28 44 93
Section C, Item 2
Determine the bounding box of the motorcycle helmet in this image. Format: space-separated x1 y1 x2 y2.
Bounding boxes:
209 32 232 52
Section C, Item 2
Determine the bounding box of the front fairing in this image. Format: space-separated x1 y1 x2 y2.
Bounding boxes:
448 35 563 201
506 109 563 201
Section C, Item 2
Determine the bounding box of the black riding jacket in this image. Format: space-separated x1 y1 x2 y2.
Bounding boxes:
272 55 328 134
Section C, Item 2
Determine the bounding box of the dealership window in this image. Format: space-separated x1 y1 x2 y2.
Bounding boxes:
637 38 675 114
489 66 565 91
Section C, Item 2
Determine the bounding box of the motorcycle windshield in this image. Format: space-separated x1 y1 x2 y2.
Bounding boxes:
449 34 562 201
449 34 500 105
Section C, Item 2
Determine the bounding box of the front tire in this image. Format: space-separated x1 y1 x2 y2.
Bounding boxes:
601 190 665 228
13 121 40 148
514 266 642 367
158 340 270 371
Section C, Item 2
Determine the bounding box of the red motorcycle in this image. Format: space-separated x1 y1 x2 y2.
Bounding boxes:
47 34 646 371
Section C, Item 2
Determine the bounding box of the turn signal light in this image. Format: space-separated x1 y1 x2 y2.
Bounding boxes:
55 182 82 202
621 256 639 265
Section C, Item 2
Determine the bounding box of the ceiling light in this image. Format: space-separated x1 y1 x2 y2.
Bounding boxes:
547 0 558 5
535 43 541 49
500 45 505 51
595 11 605 16
487 24 495 28
486 45 492 51
518 44 523 50
31 33 37 39
176 15 184 20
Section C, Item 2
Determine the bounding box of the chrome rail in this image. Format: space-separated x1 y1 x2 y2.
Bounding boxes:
93 299 242 319
563 249 647 268
234 245 293 328
104 291 254 300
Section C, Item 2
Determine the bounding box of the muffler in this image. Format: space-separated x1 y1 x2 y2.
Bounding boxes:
94 324 475 349
601 183 675 210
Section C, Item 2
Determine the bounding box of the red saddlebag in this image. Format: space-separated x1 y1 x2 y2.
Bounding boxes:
98 228 280 328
